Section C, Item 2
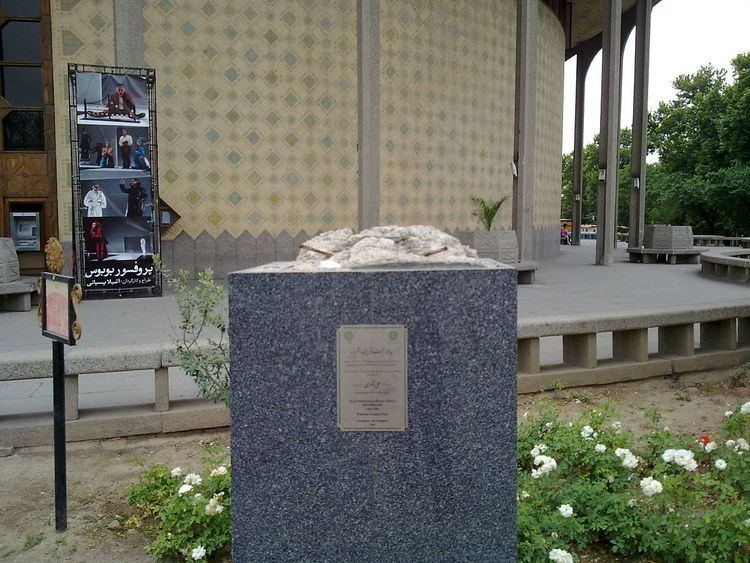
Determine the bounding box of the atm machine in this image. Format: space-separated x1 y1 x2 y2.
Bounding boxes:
10 212 41 252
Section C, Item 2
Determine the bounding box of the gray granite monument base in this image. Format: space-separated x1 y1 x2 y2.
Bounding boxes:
229 262 518 561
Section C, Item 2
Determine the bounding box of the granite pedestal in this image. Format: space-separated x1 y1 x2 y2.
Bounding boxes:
229 261 518 561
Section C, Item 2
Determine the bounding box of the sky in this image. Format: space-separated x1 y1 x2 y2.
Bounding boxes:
561 0 750 154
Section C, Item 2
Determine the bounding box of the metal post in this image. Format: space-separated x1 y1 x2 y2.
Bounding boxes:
513 0 538 261
52 340 67 532
596 0 622 265
571 48 596 245
629 0 652 249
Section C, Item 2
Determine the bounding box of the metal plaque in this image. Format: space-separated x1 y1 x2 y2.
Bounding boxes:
337 325 408 431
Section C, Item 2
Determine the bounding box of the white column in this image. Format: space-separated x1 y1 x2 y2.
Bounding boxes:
596 0 622 265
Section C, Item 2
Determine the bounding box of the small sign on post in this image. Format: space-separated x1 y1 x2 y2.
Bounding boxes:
40 272 81 532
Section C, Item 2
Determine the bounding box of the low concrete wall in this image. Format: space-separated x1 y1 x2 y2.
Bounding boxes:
701 249 750 284
3 304 750 446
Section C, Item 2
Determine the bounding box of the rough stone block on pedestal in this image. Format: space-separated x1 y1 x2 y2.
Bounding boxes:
229 262 518 561
0 238 21 284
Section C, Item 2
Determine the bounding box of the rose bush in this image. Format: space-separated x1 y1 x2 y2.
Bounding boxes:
125 444 231 562
125 400 750 561
518 400 750 562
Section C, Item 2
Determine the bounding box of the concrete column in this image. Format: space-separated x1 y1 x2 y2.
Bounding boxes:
518 337 541 373
613 328 649 362
65 373 79 421
513 0 538 261
154 367 170 412
738 317 750 346
700 319 737 351
113 0 145 68
628 0 652 249
613 26 631 250
563 333 597 369
357 0 380 230
595 0 622 265
571 49 596 246
658 324 694 356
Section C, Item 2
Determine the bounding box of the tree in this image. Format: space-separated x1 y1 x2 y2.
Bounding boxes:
648 54 750 235
560 129 633 227
563 52 750 237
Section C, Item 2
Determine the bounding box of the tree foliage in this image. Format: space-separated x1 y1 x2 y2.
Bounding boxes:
562 52 750 236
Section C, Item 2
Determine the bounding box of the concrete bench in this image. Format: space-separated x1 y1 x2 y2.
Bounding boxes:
513 261 539 284
627 248 704 265
0 279 36 311
701 249 750 284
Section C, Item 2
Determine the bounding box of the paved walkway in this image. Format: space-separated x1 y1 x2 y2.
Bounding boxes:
2 241 748 417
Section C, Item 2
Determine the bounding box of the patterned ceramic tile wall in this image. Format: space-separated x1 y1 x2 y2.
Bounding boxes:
533 3 564 228
379 0 517 231
143 0 358 239
50 0 115 236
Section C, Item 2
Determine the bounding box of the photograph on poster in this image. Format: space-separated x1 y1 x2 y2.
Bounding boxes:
78 124 149 175
76 72 149 126
83 217 154 262
80 177 153 219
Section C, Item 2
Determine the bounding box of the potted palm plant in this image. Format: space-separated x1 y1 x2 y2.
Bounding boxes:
469 195 518 263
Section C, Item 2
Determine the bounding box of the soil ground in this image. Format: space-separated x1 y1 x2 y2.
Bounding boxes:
1 366 748 562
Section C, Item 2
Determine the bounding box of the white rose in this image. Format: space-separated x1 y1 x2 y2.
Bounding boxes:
530 444 548 457
210 465 228 477
581 425 594 439
170 467 184 478
558 504 574 518
661 449 675 463
740 401 750 414
705 441 717 453
622 453 639 469
714 459 727 470
549 548 574 563
184 473 202 486
205 497 224 516
736 438 749 451
178 484 193 496
595 444 606 453
191 545 207 560
640 476 663 497
726 440 736 448
724 411 734 417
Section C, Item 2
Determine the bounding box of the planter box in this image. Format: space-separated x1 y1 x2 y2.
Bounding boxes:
0 238 21 284
471 230 519 264
643 225 693 250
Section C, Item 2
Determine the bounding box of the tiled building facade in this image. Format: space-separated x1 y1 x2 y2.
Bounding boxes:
4 0 566 276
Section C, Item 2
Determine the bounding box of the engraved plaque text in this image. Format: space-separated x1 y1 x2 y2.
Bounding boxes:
337 325 408 431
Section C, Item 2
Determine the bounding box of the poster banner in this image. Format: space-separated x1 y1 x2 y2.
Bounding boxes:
68 64 161 297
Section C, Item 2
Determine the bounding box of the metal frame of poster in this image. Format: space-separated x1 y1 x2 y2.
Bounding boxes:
41 272 77 345
67 63 161 297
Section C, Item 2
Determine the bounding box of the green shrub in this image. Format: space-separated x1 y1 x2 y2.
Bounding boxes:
518 400 750 562
156 257 230 406
126 445 231 562
126 400 750 561
470 194 510 231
